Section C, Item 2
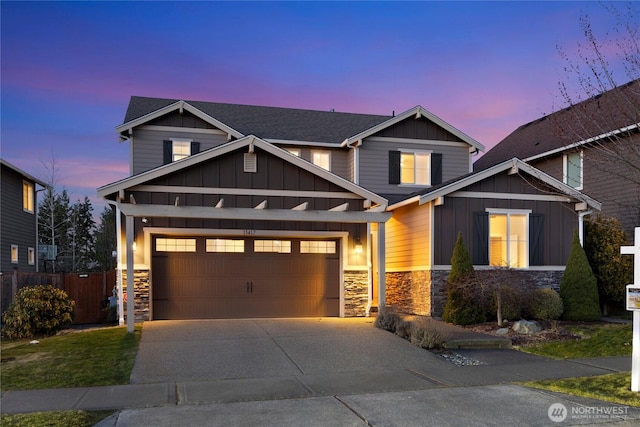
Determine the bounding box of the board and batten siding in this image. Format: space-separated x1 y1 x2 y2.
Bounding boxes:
358 137 471 195
0 165 38 272
131 128 229 175
276 146 350 181
385 202 431 271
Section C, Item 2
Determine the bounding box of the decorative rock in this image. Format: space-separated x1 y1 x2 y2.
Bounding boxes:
496 328 510 336
512 320 541 335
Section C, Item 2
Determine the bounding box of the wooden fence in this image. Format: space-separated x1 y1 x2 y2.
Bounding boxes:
1 270 116 324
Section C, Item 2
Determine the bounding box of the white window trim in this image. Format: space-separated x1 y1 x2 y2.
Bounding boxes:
28 247 35 265
11 244 18 264
485 208 531 269
399 149 432 186
23 180 34 214
563 150 583 190
311 150 331 171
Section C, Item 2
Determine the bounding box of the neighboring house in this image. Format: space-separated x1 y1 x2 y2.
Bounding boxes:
98 96 600 322
474 79 640 240
0 159 47 273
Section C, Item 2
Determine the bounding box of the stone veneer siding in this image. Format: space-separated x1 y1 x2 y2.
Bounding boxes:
343 271 369 317
121 269 150 322
387 269 564 318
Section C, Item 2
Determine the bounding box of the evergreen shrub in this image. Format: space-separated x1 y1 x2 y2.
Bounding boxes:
560 231 601 321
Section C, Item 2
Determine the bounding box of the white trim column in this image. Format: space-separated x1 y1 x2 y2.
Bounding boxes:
377 222 386 308
125 215 135 334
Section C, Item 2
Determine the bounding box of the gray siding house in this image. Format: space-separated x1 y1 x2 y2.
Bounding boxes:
1 159 46 273
99 97 600 325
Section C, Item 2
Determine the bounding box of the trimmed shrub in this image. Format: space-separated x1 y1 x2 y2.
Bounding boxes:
374 307 402 332
560 231 601 321
526 288 564 321
448 232 474 283
394 318 412 339
410 318 451 349
2 285 75 339
491 286 522 322
442 278 488 325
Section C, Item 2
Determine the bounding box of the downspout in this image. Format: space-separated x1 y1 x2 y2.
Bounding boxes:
105 200 124 326
578 210 593 247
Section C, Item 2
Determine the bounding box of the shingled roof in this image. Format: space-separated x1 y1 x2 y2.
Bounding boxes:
123 96 391 145
474 79 640 171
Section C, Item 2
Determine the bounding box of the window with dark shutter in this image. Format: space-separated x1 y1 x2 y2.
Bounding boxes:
389 151 401 184
431 153 442 185
529 213 545 266
163 140 172 164
472 212 489 265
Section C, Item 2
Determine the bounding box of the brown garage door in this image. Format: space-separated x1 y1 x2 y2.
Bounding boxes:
152 236 340 319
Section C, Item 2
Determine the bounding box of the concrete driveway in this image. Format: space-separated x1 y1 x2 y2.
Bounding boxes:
130 317 449 390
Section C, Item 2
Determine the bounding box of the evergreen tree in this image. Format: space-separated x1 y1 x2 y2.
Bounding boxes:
38 187 71 272
94 205 117 271
448 232 474 283
560 230 601 321
69 196 96 271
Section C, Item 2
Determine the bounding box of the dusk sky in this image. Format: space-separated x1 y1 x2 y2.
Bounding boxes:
0 1 632 215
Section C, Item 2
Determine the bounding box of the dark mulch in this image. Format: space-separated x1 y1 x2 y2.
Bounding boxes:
462 320 584 347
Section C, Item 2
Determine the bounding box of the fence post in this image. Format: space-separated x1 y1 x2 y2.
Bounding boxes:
11 269 18 302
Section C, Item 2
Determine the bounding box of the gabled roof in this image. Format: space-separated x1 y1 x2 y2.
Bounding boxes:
341 105 484 152
474 79 640 170
0 158 47 187
389 158 601 211
98 135 388 208
119 96 390 145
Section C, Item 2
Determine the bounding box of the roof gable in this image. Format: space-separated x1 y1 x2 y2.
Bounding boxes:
475 79 640 170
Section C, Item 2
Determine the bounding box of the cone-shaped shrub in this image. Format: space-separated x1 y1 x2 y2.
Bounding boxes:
448 232 474 283
560 230 601 321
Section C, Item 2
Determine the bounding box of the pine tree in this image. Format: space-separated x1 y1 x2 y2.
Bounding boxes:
69 196 96 271
448 232 474 283
560 230 601 321
94 205 117 271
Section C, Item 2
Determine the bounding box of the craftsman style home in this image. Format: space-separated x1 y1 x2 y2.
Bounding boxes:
1 159 46 273
98 96 600 322
475 79 640 240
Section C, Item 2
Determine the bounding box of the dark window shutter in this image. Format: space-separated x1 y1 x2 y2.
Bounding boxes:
191 141 200 155
472 212 489 265
431 153 442 185
389 151 401 184
163 140 172 164
529 213 545 266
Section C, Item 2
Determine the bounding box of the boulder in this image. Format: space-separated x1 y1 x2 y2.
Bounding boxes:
512 320 541 335
496 328 510 336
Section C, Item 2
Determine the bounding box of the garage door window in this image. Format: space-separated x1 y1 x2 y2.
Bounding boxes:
206 239 245 253
254 240 291 253
300 241 336 254
156 238 196 252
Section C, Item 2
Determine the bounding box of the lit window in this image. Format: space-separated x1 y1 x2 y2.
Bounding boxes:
563 151 582 189
28 247 35 265
23 181 34 213
286 148 300 156
311 151 331 171
156 238 196 252
172 141 191 162
401 152 430 185
300 241 336 254
11 245 18 263
206 239 245 253
254 240 291 253
489 212 528 268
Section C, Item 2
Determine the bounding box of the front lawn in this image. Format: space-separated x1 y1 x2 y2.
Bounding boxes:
1 410 115 427
1 325 141 391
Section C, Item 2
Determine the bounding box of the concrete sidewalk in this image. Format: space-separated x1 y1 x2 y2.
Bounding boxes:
1 318 638 426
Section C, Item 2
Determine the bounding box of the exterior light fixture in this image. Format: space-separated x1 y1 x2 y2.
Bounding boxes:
355 237 363 254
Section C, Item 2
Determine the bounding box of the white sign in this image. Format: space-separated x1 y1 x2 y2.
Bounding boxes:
627 285 640 311
621 227 640 392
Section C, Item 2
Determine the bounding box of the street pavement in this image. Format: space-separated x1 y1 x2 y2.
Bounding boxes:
1 317 638 426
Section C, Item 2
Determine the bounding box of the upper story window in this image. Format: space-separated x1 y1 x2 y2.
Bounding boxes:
163 140 200 164
11 245 18 264
311 150 331 171
23 181 34 213
389 150 442 186
488 209 529 268
286 148 301 157
563 150 583 190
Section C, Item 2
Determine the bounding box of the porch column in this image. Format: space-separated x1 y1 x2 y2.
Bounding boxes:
125 215 135 334
377 221 386 308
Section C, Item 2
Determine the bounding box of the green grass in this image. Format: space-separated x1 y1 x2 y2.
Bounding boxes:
1 325 141 391
525 372 640 407
519 323 632 359
0 410 114 427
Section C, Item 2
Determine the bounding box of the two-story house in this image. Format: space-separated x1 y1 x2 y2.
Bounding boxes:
1 159 47 273
474 79 640 241
98 97 600 325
